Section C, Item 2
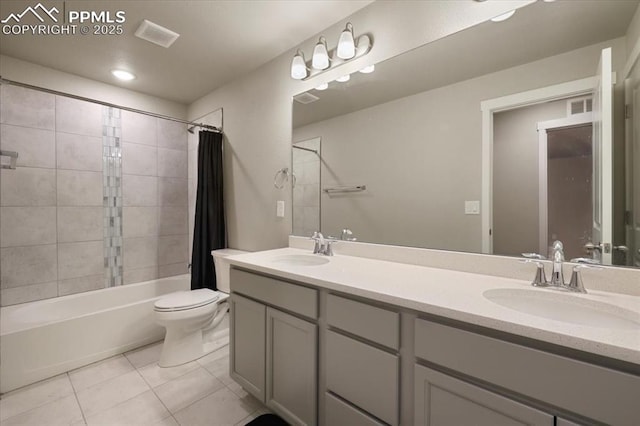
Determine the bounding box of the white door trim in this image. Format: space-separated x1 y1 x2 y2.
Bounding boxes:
480 76 597 253
536 112 593 255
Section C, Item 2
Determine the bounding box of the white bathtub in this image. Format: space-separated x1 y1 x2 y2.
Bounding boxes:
0 275 190 393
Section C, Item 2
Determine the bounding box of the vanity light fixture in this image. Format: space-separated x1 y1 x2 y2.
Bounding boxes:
290 22 372 81
337 23 356 59
491 10 516 22
315 83 329 91
336 74 351 83
312 37 330 70
359 64 375 74
111 69 136 81
290 50 308 79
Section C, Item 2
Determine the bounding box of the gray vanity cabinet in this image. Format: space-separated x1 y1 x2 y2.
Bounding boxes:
230 293 266 401
230 268 319 426
266 307 317 426
414 365 553 426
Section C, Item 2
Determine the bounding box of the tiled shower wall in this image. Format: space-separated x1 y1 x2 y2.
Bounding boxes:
292 137 321 238
0 85 188 306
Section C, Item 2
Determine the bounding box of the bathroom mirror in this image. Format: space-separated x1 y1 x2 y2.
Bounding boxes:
291 0 640 267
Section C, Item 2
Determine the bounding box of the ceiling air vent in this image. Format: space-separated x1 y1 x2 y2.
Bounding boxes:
135 20 180 48
293 92 320 104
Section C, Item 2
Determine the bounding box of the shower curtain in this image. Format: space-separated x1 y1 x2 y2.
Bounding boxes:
191 130 226 290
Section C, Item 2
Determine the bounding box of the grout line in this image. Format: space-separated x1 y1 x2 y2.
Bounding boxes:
69 372 89 426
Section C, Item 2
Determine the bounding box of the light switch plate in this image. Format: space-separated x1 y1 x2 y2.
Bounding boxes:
276 200 285 217
465 200 480 215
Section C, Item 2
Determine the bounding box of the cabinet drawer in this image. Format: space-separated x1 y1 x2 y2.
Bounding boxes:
325 393 385 426
231 268 317 319
414 318 640 426
326 331 399 425
327 294 399 350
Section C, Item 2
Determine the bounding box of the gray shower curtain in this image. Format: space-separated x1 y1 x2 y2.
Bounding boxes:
191 130 226 290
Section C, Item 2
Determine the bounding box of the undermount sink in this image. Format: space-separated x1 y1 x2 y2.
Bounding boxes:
483 288 640 330
269 254 330 266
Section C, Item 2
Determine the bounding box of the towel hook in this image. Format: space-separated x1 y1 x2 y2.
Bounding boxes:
273 167 296 189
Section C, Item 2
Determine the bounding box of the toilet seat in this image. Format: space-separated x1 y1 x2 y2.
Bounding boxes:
154 289 220 312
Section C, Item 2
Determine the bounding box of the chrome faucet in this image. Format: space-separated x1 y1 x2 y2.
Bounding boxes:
549 240 565 287
340 228 357 241
311 231 336 256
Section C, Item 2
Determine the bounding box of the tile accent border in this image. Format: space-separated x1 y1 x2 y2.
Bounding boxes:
103 107 123 287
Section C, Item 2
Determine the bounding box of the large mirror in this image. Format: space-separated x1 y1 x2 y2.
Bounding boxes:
292 0 640 267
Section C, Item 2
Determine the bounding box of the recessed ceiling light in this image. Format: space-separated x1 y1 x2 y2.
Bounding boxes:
359 65 375 74
315 83 329 91
336 74 351 83
111 69 136 81
491 10 516 22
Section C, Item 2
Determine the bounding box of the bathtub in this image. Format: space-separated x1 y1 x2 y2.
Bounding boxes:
0 275 190 393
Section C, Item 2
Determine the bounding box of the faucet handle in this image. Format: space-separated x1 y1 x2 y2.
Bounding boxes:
566 264 602 293
522 253 546 260
570 257 600 265
520 259 548 287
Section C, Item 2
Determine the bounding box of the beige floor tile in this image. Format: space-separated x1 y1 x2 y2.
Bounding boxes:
154 367 225 414
0 394 83 426
76 370 149 417
69 355 134 391
174 388 260 426
138 360 200 388
152 416 179 426
0 374 74 421
85 390 169 426
124 341 164 369
202 355 234 386
196 345 229 366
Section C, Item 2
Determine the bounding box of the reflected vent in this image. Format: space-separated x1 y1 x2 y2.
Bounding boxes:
293 92 320 104
135 20 180 48
567 96 593 116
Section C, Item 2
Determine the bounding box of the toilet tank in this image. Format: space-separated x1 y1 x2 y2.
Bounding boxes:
211 249 248 293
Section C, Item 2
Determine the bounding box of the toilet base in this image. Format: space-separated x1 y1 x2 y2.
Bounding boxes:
158 318 230 367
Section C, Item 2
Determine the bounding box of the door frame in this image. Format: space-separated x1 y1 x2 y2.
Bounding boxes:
481 77 599 254
536 113 593 255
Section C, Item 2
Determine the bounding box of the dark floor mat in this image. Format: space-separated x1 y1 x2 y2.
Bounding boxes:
245 413 289 426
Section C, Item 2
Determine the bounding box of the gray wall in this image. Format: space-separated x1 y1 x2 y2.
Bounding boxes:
292 39 626 253
0 85 188 306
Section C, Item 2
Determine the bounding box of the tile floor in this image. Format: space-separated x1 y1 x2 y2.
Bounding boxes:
0 342 269 426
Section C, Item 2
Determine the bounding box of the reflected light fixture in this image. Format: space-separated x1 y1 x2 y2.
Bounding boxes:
359 65 375 74
315 83 329 91
491 10 516 22
312 37 330 70
336 74 350 83
111 69 136 81
291 50 308 80
337 23 356 59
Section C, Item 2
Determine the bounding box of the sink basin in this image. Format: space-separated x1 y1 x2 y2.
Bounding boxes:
269 254 330 266
483 288 640 329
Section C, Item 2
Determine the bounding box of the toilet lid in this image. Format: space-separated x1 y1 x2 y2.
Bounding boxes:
154 289 219 312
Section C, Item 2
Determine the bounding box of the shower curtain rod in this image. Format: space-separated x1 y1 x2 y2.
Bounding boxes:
0 77 222 133
292 145 318 154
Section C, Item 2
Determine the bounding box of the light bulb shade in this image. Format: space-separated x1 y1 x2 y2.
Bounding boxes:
336 74 350 83
312 37 330 70
315 83 328 91
291 51 307 80
359 65 375 74
337 23 355 59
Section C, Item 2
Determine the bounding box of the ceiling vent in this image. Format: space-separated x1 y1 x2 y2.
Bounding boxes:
293 92 320 104
135 20 180 48
567 96 593 116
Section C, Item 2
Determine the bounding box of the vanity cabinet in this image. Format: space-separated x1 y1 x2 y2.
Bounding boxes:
325 294 400 425
230 268 318 426
414 364 553 425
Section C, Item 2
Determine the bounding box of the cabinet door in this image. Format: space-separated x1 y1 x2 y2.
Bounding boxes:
266 307 317 426
230 293 266 402
414 365 553 426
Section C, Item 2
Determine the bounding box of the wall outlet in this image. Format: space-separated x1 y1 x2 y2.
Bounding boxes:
276 200 285 218
465 200 480 215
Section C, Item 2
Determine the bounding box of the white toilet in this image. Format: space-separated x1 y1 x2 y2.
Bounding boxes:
154 248 247 367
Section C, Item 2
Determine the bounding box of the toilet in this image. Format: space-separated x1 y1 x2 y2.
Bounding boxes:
154 248 247 367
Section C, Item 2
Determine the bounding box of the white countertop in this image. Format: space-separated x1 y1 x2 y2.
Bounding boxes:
226 248 640 365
